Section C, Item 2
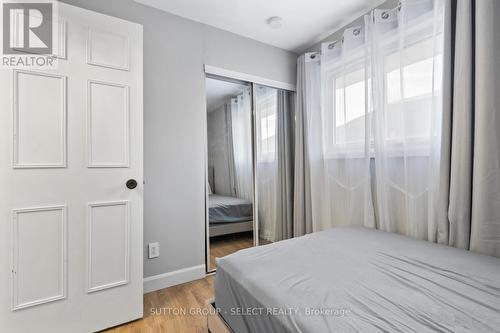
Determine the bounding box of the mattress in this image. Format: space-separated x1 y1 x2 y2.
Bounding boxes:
209 194 253 224
215 226 500 333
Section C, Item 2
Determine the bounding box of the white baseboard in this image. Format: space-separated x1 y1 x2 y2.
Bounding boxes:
143 265 206 294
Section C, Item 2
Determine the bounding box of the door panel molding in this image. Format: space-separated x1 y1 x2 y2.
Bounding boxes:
86 28 130 71
87 201 130 293
87 80 130 168
54 19 68 59
11 205 68 311
13 70 67 169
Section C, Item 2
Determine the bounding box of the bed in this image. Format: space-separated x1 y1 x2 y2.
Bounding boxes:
210 226 500 333
209 194 253 237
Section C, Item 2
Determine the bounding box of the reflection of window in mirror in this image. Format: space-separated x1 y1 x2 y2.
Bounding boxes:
256 87 277 162
260 114 276 155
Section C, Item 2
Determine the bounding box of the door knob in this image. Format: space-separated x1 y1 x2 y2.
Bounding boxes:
126 179 138 189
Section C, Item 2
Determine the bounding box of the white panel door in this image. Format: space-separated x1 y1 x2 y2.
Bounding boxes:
0 3 143 333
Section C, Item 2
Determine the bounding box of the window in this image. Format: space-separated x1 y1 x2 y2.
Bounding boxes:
333 69 369 146
321 18 443 158
383 36 443 149
322 58 371 157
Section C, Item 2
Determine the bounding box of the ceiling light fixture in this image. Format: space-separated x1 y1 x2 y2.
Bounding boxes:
266 16 283 29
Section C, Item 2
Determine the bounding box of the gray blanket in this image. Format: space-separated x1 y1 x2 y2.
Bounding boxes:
209 194 253 224
215 226 500 332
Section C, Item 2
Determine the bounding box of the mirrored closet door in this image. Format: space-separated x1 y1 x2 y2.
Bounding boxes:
204 74 295 273
205 76 255 272
254 84 295 245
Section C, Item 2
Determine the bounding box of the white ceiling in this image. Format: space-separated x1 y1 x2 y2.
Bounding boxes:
205 78 247 113
134 0 385 53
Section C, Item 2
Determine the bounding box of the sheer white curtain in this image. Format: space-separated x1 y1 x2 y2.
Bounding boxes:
207 101 236 197
302 0 500 256
309 27 375 232
368 0 446 241
255 85 279 241
308 0 446 239
231 88 253 201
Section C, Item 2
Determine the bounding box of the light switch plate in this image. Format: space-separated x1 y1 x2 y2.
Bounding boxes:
148 242 159 259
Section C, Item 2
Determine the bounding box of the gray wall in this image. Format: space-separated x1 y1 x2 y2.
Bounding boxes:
60 0 297 278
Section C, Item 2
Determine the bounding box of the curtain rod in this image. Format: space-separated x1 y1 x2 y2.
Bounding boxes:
307 0 408 59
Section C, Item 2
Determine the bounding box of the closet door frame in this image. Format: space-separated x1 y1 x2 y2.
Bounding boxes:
251 83 259 248
203 65 296 274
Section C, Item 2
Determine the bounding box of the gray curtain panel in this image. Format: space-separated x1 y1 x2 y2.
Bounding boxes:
432 0 453 246
293 55 314 237
275 90 295 241
446 0 500 257
447 0 473 249
469 0 500 257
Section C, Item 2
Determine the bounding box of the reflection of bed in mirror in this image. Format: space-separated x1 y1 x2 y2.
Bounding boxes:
208 168 253 237
209 194 253 237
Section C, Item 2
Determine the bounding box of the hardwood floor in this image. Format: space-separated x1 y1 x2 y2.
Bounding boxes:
209 231 254 270
103 235 273 333
102 276 214 333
